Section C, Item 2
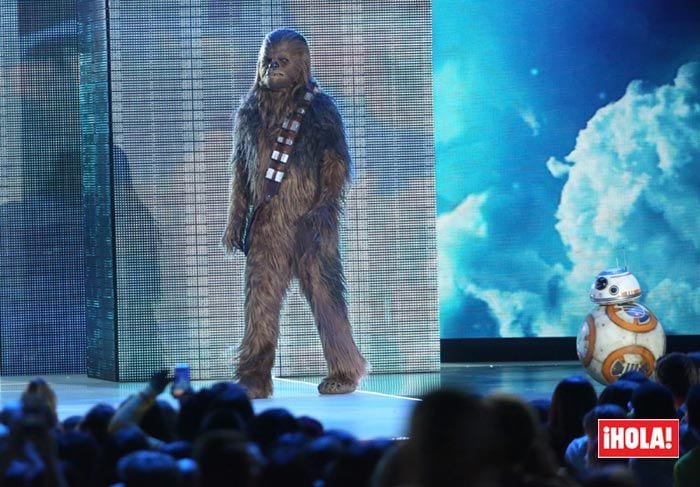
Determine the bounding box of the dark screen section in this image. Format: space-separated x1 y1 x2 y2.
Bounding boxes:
0 0 85 375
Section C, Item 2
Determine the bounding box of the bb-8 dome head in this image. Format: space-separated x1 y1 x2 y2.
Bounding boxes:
589 267 641 304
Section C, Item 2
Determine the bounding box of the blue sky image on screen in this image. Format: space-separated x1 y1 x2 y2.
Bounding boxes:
434 0 700 338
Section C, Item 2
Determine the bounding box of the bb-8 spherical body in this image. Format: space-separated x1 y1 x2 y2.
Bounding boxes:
576 268 666 385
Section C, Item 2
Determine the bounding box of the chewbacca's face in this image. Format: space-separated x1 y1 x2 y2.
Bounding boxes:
258 41 305 91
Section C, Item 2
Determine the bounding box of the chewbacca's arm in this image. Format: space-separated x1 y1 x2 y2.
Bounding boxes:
299 147 349 250
306 99 352 233
222 140 250 254
315 148 350 225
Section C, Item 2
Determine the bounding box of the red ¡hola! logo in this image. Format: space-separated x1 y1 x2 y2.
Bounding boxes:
598 419 680 458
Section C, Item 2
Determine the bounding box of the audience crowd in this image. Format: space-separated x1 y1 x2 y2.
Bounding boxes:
0 351 698 486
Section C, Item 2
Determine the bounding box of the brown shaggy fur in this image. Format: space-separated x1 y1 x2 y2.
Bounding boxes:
223 29 367 398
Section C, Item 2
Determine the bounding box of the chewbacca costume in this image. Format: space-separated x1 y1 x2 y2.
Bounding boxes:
223 29 367 399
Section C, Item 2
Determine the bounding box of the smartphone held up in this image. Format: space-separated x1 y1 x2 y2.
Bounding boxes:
171 363 191 398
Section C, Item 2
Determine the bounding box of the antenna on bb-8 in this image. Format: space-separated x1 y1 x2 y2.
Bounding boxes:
621 246 628 271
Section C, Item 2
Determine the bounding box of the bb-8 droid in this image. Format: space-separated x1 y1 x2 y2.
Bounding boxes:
576 267 666 385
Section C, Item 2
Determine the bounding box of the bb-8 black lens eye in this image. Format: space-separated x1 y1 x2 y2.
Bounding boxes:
595 277 608 290
609 285 619 295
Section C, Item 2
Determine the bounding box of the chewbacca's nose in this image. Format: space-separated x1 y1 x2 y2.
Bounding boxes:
269 60 280 69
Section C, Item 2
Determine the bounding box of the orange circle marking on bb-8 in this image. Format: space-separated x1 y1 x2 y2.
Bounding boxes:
605 303 658 333
601 345 656 383
579 314 596 367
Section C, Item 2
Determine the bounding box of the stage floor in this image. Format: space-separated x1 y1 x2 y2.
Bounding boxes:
0 362 601 439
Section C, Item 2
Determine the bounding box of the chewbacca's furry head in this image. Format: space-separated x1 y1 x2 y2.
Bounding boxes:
255 29 312 94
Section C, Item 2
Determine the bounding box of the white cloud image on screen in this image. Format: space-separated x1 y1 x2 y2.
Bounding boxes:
440 62 700 337
552 61 700 334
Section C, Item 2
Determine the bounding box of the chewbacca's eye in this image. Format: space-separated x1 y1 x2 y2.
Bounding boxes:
280 57 289 66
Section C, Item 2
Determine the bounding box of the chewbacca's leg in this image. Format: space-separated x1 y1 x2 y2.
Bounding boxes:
298 246 367 394
236 242 291 399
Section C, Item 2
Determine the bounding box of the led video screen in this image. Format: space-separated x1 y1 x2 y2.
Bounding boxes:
435 0 700 338
0 0 85 374
80 0 438 380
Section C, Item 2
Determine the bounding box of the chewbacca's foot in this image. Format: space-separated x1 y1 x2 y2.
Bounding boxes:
318 377 357 395
237 379 273 399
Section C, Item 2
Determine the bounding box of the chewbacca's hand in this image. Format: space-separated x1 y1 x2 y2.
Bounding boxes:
304 206 334 231
222 221 241 255
299 206 334 248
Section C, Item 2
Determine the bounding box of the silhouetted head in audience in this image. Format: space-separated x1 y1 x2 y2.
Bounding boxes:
369 441 413 487
583 404 627 439
272 431 309 452
685 384 700 437
209 381 255 426
1 394 57 484
529 398 551 427
582 404 628 471
301 434 345 483
175 383 250 440
100 425 151 486
21 378 58 426
582 467 638 487
177 387 215 442
630 382 676 419
61 415 82 431
140 399 177 443
57 430 101 487
117 450 182 487
687 351 700 371
194 430 260 487
324 439 393 487
598 380 639 412
297 415 324 439
198 408 246 435
408 389 496 487
79 403 116 445
548 375 598 464
322 429 357 448
486 394 560 482
655 352 697 408
248 408 300 456
259 443 308 487
18 392 57 434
